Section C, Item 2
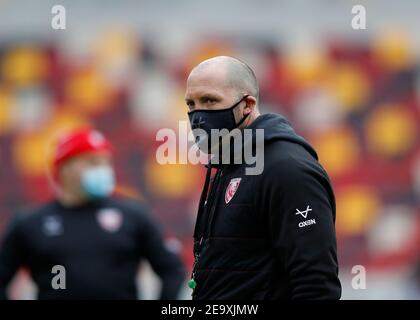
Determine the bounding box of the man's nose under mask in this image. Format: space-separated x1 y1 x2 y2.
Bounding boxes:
81 165 115 198
188 95 250 153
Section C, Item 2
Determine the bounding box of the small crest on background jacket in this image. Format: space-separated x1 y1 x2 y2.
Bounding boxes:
96 208 123 232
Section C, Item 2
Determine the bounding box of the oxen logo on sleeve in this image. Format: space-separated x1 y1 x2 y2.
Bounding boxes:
295 205 316 228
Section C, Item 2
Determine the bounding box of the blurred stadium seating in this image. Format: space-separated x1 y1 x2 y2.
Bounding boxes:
0 0 419 299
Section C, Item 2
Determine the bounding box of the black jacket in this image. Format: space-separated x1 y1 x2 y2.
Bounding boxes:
191 113 341 300
0 196 185 300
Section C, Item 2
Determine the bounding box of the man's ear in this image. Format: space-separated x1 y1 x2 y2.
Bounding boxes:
244 96 257 115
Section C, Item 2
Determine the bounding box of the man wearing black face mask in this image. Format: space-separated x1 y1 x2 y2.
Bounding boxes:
185 56 341 300
188 94 251 154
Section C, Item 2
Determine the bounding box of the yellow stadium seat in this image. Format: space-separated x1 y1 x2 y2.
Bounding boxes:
365 103 416 158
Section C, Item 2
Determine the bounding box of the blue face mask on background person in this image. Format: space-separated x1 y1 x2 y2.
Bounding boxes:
188 94 250 152
81 166 115 198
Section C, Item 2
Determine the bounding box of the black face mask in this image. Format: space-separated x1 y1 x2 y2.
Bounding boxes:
188 95 250 152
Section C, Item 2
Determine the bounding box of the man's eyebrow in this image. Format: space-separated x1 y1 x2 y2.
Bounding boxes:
185 93 222 102
199 94 222 101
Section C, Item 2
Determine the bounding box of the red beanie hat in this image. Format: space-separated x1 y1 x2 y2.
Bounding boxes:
52 127 112 177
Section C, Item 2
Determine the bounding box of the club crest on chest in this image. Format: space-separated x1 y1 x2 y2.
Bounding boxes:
225 178 242 204
96 208 123 233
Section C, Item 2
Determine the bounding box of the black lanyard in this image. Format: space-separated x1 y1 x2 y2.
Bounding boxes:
189 167 223 294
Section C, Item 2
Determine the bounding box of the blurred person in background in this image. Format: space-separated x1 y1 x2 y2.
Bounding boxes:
0 128 185 300
186 56 341 300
